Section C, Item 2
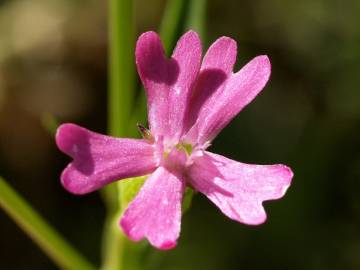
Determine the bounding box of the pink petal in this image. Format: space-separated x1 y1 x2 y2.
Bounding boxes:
185 36 237 138
201 36 237 72
135 32 170 138
168 31 201 141
56 123 157 195
188 152 293 225
120 167 185 249
135 31 201 140
186 55 271 144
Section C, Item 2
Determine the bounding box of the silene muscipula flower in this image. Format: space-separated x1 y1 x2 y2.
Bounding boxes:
56 31 293 250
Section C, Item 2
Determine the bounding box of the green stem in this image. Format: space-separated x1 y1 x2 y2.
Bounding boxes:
0 178 95 270
159 0 188 55
100 209 122 270
101 193 144 270
185 0 207 41
108 0 135 138
103 0 136 269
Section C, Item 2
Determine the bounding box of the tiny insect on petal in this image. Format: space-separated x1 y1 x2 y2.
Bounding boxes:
137 123 154 141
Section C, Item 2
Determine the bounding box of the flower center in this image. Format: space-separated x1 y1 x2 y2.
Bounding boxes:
175 142 193 156
160 141 193 169
137 124 204 170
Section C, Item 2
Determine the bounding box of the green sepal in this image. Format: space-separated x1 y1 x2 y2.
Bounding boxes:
120 176 148 212
120 176 195 215
182 187 195 214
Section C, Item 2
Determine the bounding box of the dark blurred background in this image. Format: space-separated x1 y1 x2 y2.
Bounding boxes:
0 0 359 269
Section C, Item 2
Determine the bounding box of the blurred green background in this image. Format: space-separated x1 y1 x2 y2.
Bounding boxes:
1 0 360 269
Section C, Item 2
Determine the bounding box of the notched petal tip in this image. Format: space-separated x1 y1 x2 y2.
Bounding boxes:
136 31 162 48
256 54 271 63
274 164 294 197
250 167 293 226
157 240 177 250
173 30 202 58
56 123 157 195
212 36 237 52
119 214 178 250
180 29 201 41
119 217 136 239
250 164 294 226
181 29 199 38
241 54 271 76
60 165 91 195
135 30 169 85
137 31 160 42
189 153 293 227
248 164 293 225
241 208 267 226
252 54 271 79
201 35 237 73
55 123 83 156
118 167 183 250
55 123 70 149
135 31 164 62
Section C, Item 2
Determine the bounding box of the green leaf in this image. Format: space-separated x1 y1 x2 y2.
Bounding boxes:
185 0 207 41
0 177 95 270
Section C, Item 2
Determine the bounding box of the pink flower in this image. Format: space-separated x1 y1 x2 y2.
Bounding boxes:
56 31 293 250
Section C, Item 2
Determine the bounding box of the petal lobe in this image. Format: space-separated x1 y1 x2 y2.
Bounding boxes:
188 152 292 225
120 167 185 249
56 124 157 194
